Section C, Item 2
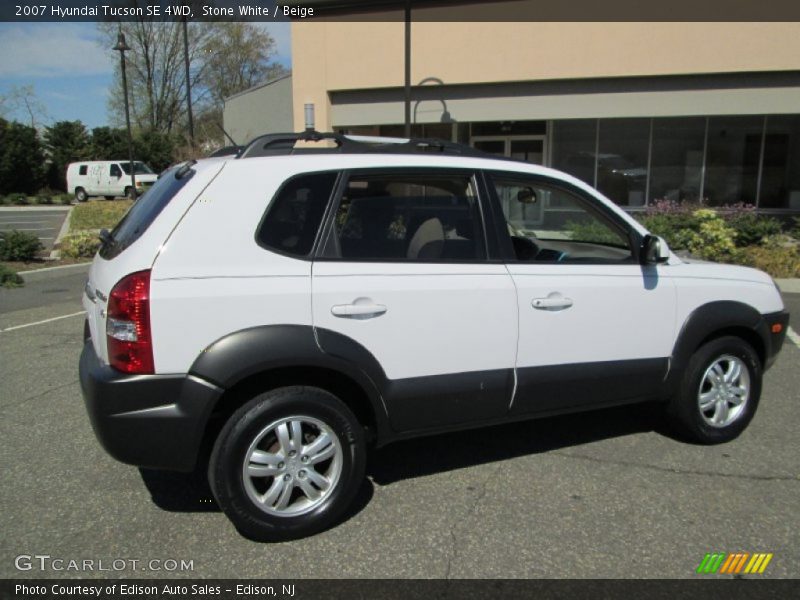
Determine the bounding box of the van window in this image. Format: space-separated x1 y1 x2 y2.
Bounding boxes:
78 165 87 176
99 164 195 260
110 164 121 178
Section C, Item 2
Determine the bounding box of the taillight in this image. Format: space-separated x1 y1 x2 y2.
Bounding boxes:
106 270 154 374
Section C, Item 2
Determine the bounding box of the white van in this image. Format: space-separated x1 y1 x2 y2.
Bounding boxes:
66 160 158 202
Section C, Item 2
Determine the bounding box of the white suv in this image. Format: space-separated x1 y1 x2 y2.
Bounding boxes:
79 133 789 541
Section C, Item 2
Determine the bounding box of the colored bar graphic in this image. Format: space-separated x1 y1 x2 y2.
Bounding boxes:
698 552 773 574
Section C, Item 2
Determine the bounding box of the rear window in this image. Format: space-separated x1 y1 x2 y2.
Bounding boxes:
99 164 194 260
78 165 87 175
256 172 338 257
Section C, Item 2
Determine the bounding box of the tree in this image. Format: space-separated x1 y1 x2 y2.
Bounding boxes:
100 21 285 144
202 23 287 110
43 121 91 191
0 118 46 195
134 130 178 172
90 126 129 160
0 85 49 129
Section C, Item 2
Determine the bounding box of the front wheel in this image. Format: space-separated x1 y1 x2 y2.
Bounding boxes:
668 336 762 444
209 386 366 541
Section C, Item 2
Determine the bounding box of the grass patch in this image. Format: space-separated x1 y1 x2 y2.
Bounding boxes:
70 200 133 231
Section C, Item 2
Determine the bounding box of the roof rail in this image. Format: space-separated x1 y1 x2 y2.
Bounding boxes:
237 130 505 160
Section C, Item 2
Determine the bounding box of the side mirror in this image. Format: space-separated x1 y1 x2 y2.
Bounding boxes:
517 187 537 204
642 234 670 265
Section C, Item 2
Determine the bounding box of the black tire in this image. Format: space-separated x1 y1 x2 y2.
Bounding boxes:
667 336 762 444
75 187 87 202
124 187 136 200
209 386 366 542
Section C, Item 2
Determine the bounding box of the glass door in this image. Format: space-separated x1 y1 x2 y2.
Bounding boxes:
471 136 546 165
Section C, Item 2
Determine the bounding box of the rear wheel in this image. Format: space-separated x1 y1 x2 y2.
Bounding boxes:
75 187 87 202
124 186 135 200
209 386 366 541
668 336 761 443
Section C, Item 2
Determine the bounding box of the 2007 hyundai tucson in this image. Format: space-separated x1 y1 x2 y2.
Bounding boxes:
79 132 789 541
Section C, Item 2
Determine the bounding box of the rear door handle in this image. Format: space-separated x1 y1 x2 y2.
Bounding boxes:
532 297 573 310
331 303 387 318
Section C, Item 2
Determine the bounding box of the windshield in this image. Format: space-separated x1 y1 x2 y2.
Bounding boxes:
119 161 154 175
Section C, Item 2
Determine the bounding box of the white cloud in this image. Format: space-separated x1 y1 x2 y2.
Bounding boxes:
0 24 113 79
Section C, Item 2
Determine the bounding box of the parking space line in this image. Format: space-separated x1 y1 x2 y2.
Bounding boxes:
788 327 800 349
0 311 85 333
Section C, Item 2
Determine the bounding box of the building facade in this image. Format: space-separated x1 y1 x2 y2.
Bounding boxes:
223 74 294 146
288 19 800 213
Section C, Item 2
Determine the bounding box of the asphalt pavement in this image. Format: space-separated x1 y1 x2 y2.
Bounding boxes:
0 206 71 254
0 270 798 579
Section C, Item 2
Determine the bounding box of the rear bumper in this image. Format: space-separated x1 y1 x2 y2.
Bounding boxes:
79 342 222 472
762 310 790 371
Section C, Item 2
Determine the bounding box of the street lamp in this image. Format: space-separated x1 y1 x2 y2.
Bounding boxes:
113 31 136 199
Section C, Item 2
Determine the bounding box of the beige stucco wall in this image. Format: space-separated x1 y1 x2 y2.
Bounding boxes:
291 21 800 130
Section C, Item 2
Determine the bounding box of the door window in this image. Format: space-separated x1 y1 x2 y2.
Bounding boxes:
491 174 633 263
110 164 121 178
324 172 486 262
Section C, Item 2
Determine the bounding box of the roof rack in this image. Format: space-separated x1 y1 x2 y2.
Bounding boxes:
237 130 505 160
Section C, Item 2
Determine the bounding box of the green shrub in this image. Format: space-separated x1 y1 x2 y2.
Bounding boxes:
0 264 24 288
566 219 626 246
725 212 783 247
0 195 12 205
56 193 73 206
36 194 53 205
0 230 43 261
59 231 100 258
9 193 28 206
791 217 800 241
739 245 800 278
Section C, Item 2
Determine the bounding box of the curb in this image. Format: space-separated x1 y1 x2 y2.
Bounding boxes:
17 262 90 282
775 279 800 294
0 206 71 212
50 206 74 259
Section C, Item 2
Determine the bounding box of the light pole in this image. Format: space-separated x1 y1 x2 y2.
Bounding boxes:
182 17 194 147
113 31 136 199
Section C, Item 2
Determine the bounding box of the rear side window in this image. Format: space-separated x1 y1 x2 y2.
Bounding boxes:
257 172 338 257
324 172 486 262
100 165 195 260
78 165 87 175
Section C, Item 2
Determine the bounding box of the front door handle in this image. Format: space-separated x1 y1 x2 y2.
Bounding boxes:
331 302 387 318
532 296 573 310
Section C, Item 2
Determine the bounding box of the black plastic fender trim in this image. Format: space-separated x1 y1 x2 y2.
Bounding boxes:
665 301 780 395
188 324 392 443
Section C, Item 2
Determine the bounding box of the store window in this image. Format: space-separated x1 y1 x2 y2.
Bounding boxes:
704 116 762 206
551 119 597 186
759 115 800 210
596 119 650 207
649 117 706 204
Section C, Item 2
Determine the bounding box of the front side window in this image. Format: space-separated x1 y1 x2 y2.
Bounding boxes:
490 174 633 263
110 164 121 177
257 172 338 257
120 161 154 175
325 172 486 262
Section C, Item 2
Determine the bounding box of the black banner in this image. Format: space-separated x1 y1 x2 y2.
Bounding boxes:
3 0 800 22
2 579 800 600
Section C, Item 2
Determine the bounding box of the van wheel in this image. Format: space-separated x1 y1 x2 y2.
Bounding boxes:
124 187 135 200
209 386 366 542
75 188 87 202
667 336 761 444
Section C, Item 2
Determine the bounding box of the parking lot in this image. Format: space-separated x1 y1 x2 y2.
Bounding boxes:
0 206 71 254
1 268 798 579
